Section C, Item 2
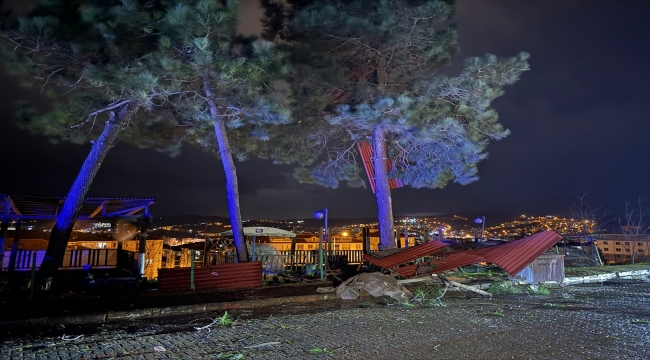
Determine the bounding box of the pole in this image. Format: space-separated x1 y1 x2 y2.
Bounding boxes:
190 249 195 291
30 252 37 300
252 236 257 262
395 230 401 248
404 227 409 248
138 231 146 278
0 219 8 267
318 227 324 281
8 219 21 272
324 208 329 253
290 236 297 271
362 227 370 254
203 224 209 266
480 216 486 241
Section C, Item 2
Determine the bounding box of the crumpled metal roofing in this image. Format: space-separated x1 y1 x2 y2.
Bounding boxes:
472 230 562 276
394 252 485 278
358 141 404 193
364 231 562 278
363 240 447 269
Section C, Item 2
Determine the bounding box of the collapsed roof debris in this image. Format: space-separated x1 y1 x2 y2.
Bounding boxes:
364 231 562 278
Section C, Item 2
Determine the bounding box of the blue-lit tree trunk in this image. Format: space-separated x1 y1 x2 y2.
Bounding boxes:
203 77 248 263
37 103 134 290
372 125 395 250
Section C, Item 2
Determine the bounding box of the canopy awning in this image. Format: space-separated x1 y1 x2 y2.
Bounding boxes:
219 226 296 238
1 194 154 220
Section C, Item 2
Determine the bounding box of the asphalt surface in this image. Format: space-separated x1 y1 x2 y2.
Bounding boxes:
1 279 649 359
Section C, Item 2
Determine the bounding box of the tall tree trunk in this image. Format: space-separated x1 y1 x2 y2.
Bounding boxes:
37 103 134 290
202 76 248 262
372 125 395 249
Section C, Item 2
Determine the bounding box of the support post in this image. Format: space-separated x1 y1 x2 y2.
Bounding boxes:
29 252 37 300
290 236 297 271
138 231 146 278
8 220 21 272
190 249 195 291
318 227 324 281
137 214 152 278
252 236 257 262
203 224 210 266
0 219 8 267
404 227 409 248
480 216 486 241
362 227 369 254
324 209 329 257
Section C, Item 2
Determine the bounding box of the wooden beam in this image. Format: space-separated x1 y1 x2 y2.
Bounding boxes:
449 280 492 297
105 205 145 217
89 200 108 218
54 199 64 217
6 196 21 215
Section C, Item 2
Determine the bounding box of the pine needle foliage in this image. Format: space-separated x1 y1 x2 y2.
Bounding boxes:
1 0 183 142
262 0 530 249
151 0 291 261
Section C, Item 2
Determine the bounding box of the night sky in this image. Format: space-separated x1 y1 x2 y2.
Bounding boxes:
0 0 648 220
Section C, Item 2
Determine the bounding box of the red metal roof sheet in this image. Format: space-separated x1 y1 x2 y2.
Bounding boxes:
394 253 485 278
362 231 561 278
473 230 562 276
358 141 404 193
363 240 447 269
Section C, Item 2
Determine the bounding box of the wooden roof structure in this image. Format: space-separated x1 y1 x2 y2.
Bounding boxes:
0 194 155 221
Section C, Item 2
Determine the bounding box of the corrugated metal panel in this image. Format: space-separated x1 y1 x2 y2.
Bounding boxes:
474 231 562 276
358 142 404 193
515 254 565 283
363 240 447 269
394 253 484 278
365 247 409 259
158 262 262 292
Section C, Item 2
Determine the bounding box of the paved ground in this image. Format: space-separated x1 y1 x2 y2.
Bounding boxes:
1 279 649 359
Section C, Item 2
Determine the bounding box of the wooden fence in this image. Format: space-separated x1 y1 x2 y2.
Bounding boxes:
161 250 368 271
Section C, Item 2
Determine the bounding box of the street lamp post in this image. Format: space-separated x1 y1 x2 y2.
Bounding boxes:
474 216 486 242
314 208 328 281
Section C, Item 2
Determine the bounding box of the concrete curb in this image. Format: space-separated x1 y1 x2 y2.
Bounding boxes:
0 293 339 330
562 269 650 285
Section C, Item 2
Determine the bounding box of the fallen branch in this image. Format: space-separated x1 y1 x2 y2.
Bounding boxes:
449 280 492 297
189 317 220 332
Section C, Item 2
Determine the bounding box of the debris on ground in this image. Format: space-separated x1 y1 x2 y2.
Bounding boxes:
335 272 412 300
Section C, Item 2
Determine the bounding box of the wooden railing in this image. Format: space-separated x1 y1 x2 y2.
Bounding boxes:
2 249 117 270
279 250 367 266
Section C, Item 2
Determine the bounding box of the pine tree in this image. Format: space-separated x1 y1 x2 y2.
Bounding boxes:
265 0 530 249
0 0 183 289
156 0 290 262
